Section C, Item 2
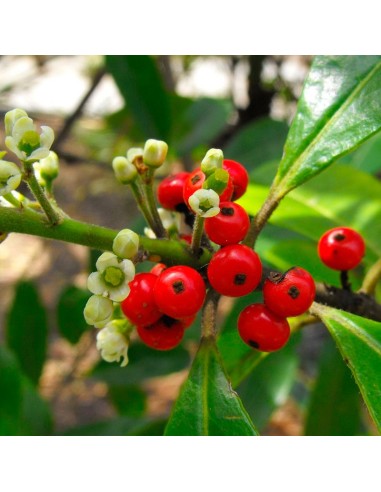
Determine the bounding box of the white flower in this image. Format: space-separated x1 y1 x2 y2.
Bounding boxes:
112 156 137 184
127 147 143 164
0 160 22 196
188 189 220 218
83 294 114 328
4 109 54 163
96 320 129 367
158 208 177 230
113 229 139 259
201 148 223 176
87 252 135 302
143 139 168 168
35 151 59 181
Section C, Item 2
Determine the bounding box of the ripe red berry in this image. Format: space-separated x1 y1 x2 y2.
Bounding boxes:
183 168 234 209
238 303 290 352
207 244 262 297
263 267 316 318
137 315 185 350
179 234 192 245
204 201 250 246
318 227 365 271
121 273 162 327
222 159 249 200
154 265 206 318
150 263 167 276
157 172 190 210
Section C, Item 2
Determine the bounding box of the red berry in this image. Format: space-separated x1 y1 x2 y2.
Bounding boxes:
179 234 192 245
223 159 249 200
238 303 290 352
204 201 250 245
318 227 365 271
157 172 190 210
150 263 167 276
183 168 234 209
137 315 185 350
207 244 262 297
154 265 206 318
263 267 316 318
121 273 162 327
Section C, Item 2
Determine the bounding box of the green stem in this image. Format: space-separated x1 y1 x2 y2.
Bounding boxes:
360 258 381 296
130 181 156 230
201 289 220 339
191 215 205 255
23 162 61 225
141 169 166 238
0 206 212 268
2 193 23 208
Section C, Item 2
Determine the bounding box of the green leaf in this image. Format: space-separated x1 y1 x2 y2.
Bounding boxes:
19 378 53 436
173 97 233 155
237 335 299 431
312 303 381 432
304 337 362 436
108 384 146 417
6 281 48 384
105 55 171 140
239 164 381 260
92 342 190 386
338 131 381 174
57 286 90 344
64 417 166 436
223 118 289 170
0 346 22 435
165 337 258 436
274 56 381 196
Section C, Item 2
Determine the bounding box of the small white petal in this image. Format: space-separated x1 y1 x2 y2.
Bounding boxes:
28 147 50 162
39 126 55 149
158 208 176 229
201 206 220 218
108 283 130 302
12 116 35 143
96 252 120 272
120 259 135 281
5 136 25 160
5 109 28 136
87 272 105 295
144 227 156 238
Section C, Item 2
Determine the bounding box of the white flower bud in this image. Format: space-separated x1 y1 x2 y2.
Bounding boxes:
112 156 137 184
188 189 220 218
201 148 224 176
96 321 129 367
143 139 168 168
84 295 113 328
37 151 59 181
4 110 54 163
113 229 139 259
158 208 177 230
0 160 22 196
127 148 143 164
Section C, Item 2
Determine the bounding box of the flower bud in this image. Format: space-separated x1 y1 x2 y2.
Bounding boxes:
96 321 129 367
84 295 113 328
112 156 137 184
127 148 143 165
201 148 223 176
5 108 28 136
188 188 220 218
143 139 168 168
113 229 139 259
203 168 229 195
0 160 22 196
37 151 59 181
158 208 177 231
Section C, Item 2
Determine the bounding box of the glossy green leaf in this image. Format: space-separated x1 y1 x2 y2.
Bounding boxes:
173 97 233 155
338 131 381 174
240 164 381 261
92 342 190 386
105 55 171 140
6 281 48 384
274 56 381 195
304 337 362 436
57 286 90 345
165 337 258 436
223 118 289 170
64 417 166 436
0 346 22 435
237 335 299 431
312 303 381 432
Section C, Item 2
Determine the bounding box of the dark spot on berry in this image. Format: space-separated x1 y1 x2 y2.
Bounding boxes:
161 315 177 328
268 271 284 284
221 207 234 216
248 340 260 349
234 273 247 285
288 285 300 299
172 280 185 294
334 233 346 241
191 174 202 185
